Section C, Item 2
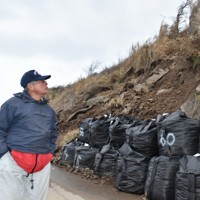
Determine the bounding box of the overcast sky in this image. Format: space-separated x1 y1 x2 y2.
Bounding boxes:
0 0 185 105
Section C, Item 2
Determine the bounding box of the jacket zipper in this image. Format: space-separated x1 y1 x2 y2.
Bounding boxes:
30 154 38 174
26 154 38 189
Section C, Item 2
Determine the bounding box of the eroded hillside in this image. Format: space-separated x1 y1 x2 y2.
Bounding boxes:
47 0 200 150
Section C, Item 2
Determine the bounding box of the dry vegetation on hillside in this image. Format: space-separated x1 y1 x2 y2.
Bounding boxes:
47 0 200 150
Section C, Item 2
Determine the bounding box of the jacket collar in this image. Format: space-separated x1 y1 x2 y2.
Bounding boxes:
14 90 48 104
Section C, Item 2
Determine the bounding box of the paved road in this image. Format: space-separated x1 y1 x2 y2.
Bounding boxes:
47 165 142 200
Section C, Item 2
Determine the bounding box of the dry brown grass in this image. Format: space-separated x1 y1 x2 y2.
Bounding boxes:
58 129 79 147
154 35 199 60
72 73 113 94
49 2 200 115
49 33 199 112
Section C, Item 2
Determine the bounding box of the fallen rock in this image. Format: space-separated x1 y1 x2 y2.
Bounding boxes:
156 88 172 96
134 84 150 94
86 96 110 107
146 68 169 86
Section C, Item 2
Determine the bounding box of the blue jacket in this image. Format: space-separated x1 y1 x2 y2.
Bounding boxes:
0 90 57 158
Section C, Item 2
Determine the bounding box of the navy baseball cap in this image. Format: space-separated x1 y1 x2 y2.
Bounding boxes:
20 70 51 88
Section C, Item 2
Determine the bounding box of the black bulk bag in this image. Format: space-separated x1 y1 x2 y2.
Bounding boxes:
94 143 119 177
145 156 180 200
90 115 113 148
73 144 99 170
175 155 200 200
160 111 187 121
156 113 169 123
78 117 94 144
60 139 82 166
109 115 140 149
157 111 200 156
126 119 158 159
115 142 149 194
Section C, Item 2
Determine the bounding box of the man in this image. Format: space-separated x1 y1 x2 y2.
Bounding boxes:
0 70 57 200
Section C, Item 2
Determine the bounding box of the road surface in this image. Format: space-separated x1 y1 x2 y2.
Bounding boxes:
47 165 142 200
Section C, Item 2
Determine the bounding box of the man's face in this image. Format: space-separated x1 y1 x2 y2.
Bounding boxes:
29 80 49 96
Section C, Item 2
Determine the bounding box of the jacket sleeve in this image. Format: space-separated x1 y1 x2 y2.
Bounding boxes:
0 99 16 157
50 110 57 154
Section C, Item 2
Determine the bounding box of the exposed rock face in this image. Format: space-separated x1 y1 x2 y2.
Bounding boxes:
181 84 200 119
86 96 110 107
189 0 200 36
146 68 169 86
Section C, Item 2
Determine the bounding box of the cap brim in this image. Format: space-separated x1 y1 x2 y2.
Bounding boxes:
37 75 51 81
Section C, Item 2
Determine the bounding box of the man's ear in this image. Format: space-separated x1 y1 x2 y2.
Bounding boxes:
27 82 34 91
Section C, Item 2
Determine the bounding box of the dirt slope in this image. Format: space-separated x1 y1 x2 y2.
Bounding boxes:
47 1 200 147
47 2 200 198
50 49 200 148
